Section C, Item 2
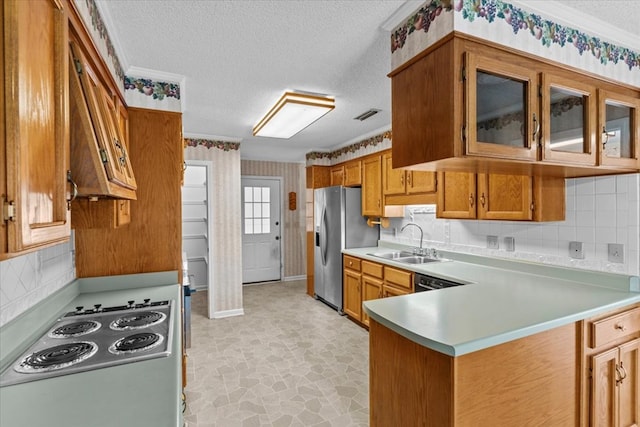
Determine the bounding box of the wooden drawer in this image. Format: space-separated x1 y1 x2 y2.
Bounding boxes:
383 284 411 297
344 255 361 272
590 307 640 348
362 260 383 279
384 266 412 291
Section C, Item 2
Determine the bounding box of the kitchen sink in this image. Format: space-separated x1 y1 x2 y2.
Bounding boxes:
394 256 441 264
366 251 414 259
366 251 444 264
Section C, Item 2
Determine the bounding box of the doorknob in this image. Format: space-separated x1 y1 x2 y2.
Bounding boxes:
275 236 280 240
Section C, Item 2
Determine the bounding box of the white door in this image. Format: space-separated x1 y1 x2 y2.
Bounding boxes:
241 177 281 283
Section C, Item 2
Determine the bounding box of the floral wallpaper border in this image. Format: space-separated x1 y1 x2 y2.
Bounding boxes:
124 76 181 101
305 131 392 161
185 138 240 151
82 0 125 82
392 0 639 72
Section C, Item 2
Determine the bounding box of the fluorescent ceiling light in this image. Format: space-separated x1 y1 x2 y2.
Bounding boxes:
253 91 335 139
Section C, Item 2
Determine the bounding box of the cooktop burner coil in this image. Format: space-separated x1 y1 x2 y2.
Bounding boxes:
109 332 163 354
14 342 98 373
48 321 101 338
110 311 166 330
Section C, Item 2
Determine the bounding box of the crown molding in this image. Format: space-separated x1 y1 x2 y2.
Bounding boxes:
512 0 640 51
381 0 425 31
93 0 130 71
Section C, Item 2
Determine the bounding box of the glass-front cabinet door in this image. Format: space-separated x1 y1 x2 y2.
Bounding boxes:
465 52 538 161
541 74 596 165
598 90 640 169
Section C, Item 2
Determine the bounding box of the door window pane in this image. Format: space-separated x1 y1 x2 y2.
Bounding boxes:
604 102 632 159
549 87 586 153
476 70 527 147
243 186 271 235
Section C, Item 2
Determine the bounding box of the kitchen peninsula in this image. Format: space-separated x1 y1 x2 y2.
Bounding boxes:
343 246 640 426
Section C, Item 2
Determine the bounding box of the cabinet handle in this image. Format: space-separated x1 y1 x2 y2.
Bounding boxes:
377 199 380 208
400 174 404 186
67 170 78 210
480 193 486 207
616 362 627 385
532 113 540 141
615 323 626 331
349 261 353 267
469 194 474 208
406 174 411 186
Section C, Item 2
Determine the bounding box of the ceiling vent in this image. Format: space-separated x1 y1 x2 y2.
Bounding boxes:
353 109 380 121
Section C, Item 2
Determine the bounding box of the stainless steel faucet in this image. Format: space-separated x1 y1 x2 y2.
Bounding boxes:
401 223 425 255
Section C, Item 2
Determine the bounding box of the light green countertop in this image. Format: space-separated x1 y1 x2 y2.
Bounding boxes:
346 245 640 357
0 271 182 427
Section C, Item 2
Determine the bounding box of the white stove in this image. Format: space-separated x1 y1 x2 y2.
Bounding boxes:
0 299 173 387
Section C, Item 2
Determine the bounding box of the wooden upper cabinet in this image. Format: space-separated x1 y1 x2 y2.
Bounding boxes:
362 155 383 217
383 151 436 196
383 152 406 195
437 172 477 219
465 51 538 161
477 174 533 220
540 73 597 165
390 34 640 177
2 0 71 257
437 171 564 221
598 89 640 169
69 41 136 199
330 165 344 186
306 166 330 189
343 160 362 187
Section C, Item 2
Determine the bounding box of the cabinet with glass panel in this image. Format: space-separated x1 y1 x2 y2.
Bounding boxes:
390 34 640 177
598 90 640 169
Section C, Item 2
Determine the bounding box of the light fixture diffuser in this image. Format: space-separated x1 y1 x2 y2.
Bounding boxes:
253 91 335 139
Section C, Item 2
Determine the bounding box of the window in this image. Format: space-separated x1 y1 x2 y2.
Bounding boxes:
244 186 270 234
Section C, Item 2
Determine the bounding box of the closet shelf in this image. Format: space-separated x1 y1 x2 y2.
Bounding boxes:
187 256 208 264
183 234 207 240
182 217 207 223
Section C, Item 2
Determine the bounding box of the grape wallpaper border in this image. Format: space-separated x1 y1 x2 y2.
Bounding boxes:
392 0 639 72
305 131 392 161
184 138 241 151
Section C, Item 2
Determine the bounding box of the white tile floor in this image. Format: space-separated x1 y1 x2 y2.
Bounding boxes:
184 280 370 427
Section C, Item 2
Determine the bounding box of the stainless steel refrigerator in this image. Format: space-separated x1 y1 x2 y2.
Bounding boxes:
314 186 379 313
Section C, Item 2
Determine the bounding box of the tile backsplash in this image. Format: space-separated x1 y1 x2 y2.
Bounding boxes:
0 238 76 327
381 174 640 276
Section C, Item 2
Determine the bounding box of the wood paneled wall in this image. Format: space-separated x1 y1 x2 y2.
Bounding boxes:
241 160 306 278
75 108 182 279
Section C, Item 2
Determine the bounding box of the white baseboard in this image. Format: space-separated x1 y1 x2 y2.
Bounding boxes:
283 275 306 282
211 308 244 319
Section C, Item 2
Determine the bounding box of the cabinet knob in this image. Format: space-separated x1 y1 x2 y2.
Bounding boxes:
480 193 486 208
349 261 353 266
615 323 626 331
469 194 474 208
400 174 404 186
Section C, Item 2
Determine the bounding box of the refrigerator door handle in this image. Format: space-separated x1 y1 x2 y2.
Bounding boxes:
320 205 328 266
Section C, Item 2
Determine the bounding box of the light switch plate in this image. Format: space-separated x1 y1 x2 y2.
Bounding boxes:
487 235 499 249
569 241 584 259
504 237 515 252
608 243 624 263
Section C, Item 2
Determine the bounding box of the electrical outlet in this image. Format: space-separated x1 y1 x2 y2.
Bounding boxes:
504 237 515 252
487 235 499 249
608 243 624 263
569 241 584 259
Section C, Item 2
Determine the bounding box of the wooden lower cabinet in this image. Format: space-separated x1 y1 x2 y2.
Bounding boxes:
343 268 362 320
370 320 580 426
362 260 384 327
584 305 640 427
343 256 413 326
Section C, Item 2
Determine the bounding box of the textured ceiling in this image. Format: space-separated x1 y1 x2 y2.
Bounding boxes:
98 0 639 163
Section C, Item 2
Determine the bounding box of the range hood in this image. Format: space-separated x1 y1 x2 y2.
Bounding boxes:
69 40 137 200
